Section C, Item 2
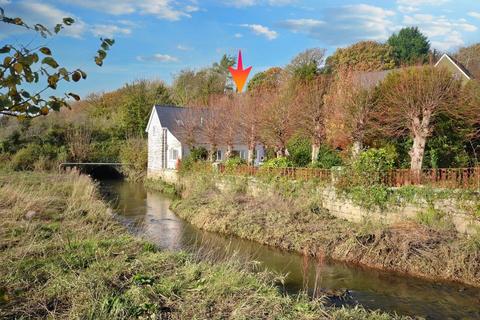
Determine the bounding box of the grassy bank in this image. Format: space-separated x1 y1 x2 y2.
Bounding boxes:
0 171 407 319
171 173 480 287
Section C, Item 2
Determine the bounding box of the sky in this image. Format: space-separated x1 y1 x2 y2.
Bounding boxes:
1 0 479 97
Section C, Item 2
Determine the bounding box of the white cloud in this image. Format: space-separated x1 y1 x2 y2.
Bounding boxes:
396 0 450 14
222 0 294 8
396 0 450 5
281 4 395 45
65 0 196 21
91 24 132 37
0 0 11 5
402 14 477 51
176 44 192 51
241 24 278 40
234 33 243 38
137 53 179 63
1 1 86 38
468 11 480 19
282 18 325 32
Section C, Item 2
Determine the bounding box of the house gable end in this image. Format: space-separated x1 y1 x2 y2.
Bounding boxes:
434 54 472 82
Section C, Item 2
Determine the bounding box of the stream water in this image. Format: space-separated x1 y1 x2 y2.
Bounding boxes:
99 179 480 320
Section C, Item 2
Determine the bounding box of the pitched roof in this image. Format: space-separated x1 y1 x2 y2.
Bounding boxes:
354 69 395 89
434 53 473 80
148 105 246 146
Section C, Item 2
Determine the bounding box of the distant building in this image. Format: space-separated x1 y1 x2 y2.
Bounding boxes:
356 53 474 89
145 105 264 176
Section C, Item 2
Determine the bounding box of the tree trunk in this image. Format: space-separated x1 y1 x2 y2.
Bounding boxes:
311 143 320 164
276 147 285 158
409 134 427 183
225 144 233 159
208 146 217 162
351 140 363 158
248 140 255 166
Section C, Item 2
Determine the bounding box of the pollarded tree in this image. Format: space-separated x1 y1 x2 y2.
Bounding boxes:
324 41 396 73
326 68 377 157
376 66 462 174
293 75 331 162
208 94 241 160
0 8 113 118
259 87 296 157
388 27 430 66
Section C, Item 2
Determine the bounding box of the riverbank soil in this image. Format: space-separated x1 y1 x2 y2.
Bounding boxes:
172 174 480 287
0 171 408 319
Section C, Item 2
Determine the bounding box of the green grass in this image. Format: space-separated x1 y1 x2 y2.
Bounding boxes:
144 178 180 198
0 171 408 319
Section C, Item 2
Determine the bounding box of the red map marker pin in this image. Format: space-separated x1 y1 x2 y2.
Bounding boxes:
228 50 252 92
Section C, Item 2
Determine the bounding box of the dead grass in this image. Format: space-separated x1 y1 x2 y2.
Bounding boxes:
173 173 480 287
0 170 409 319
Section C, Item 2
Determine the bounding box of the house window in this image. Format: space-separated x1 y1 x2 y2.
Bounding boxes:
216 150 223 161
238 150 247 160
169 149 179 160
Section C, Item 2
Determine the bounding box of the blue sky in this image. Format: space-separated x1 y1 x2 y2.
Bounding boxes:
1 0 479 97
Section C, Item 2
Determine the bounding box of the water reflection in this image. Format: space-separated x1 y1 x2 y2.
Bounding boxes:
100 180 480 319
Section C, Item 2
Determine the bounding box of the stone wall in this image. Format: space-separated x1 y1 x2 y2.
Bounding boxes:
216 176 480 236
147 168 179 184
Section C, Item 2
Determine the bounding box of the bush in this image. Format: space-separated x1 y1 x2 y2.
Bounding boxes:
10 143 66 171
189 146 208 161
311 145 343 169
286 135 311 167
261 157 293 168
351 147 397 186
11 144 41 171
224 156 246 169
119 138 147 181
178 147 209 174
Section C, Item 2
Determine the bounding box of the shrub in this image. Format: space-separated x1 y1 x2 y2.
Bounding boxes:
179 147 209 174
11 144 41 171
189 146 208 161
261 157 293 168
119 138 147 181
311 145 343 169
286 135 311 167
224 156 246 169
351 147 397 186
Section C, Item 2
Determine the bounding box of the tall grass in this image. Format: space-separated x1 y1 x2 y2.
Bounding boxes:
0 171 407 319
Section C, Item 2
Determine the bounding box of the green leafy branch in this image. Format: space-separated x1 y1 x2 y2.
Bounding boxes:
0 8 114 118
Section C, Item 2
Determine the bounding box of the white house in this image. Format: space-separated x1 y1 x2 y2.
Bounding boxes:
145 105 265 176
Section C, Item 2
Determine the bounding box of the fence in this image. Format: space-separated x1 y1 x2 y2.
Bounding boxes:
218 165 480 190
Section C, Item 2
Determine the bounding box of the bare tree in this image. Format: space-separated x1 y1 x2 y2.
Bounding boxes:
208 94 240 159
177 106 202 148
238 93 263 165
460 80 480 137
376 66 462 174
259 87 296 157
202 99 224 161
326 68 377 157
294 75 331 162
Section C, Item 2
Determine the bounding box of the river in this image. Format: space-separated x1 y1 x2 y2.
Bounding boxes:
100 179 480 319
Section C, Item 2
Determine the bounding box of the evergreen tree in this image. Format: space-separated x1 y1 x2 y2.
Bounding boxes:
387 27 430 66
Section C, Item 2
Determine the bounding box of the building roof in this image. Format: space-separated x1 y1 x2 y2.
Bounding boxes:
354 69 394 89
355 54 474 90
146 105 246 146
434 53 472 81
